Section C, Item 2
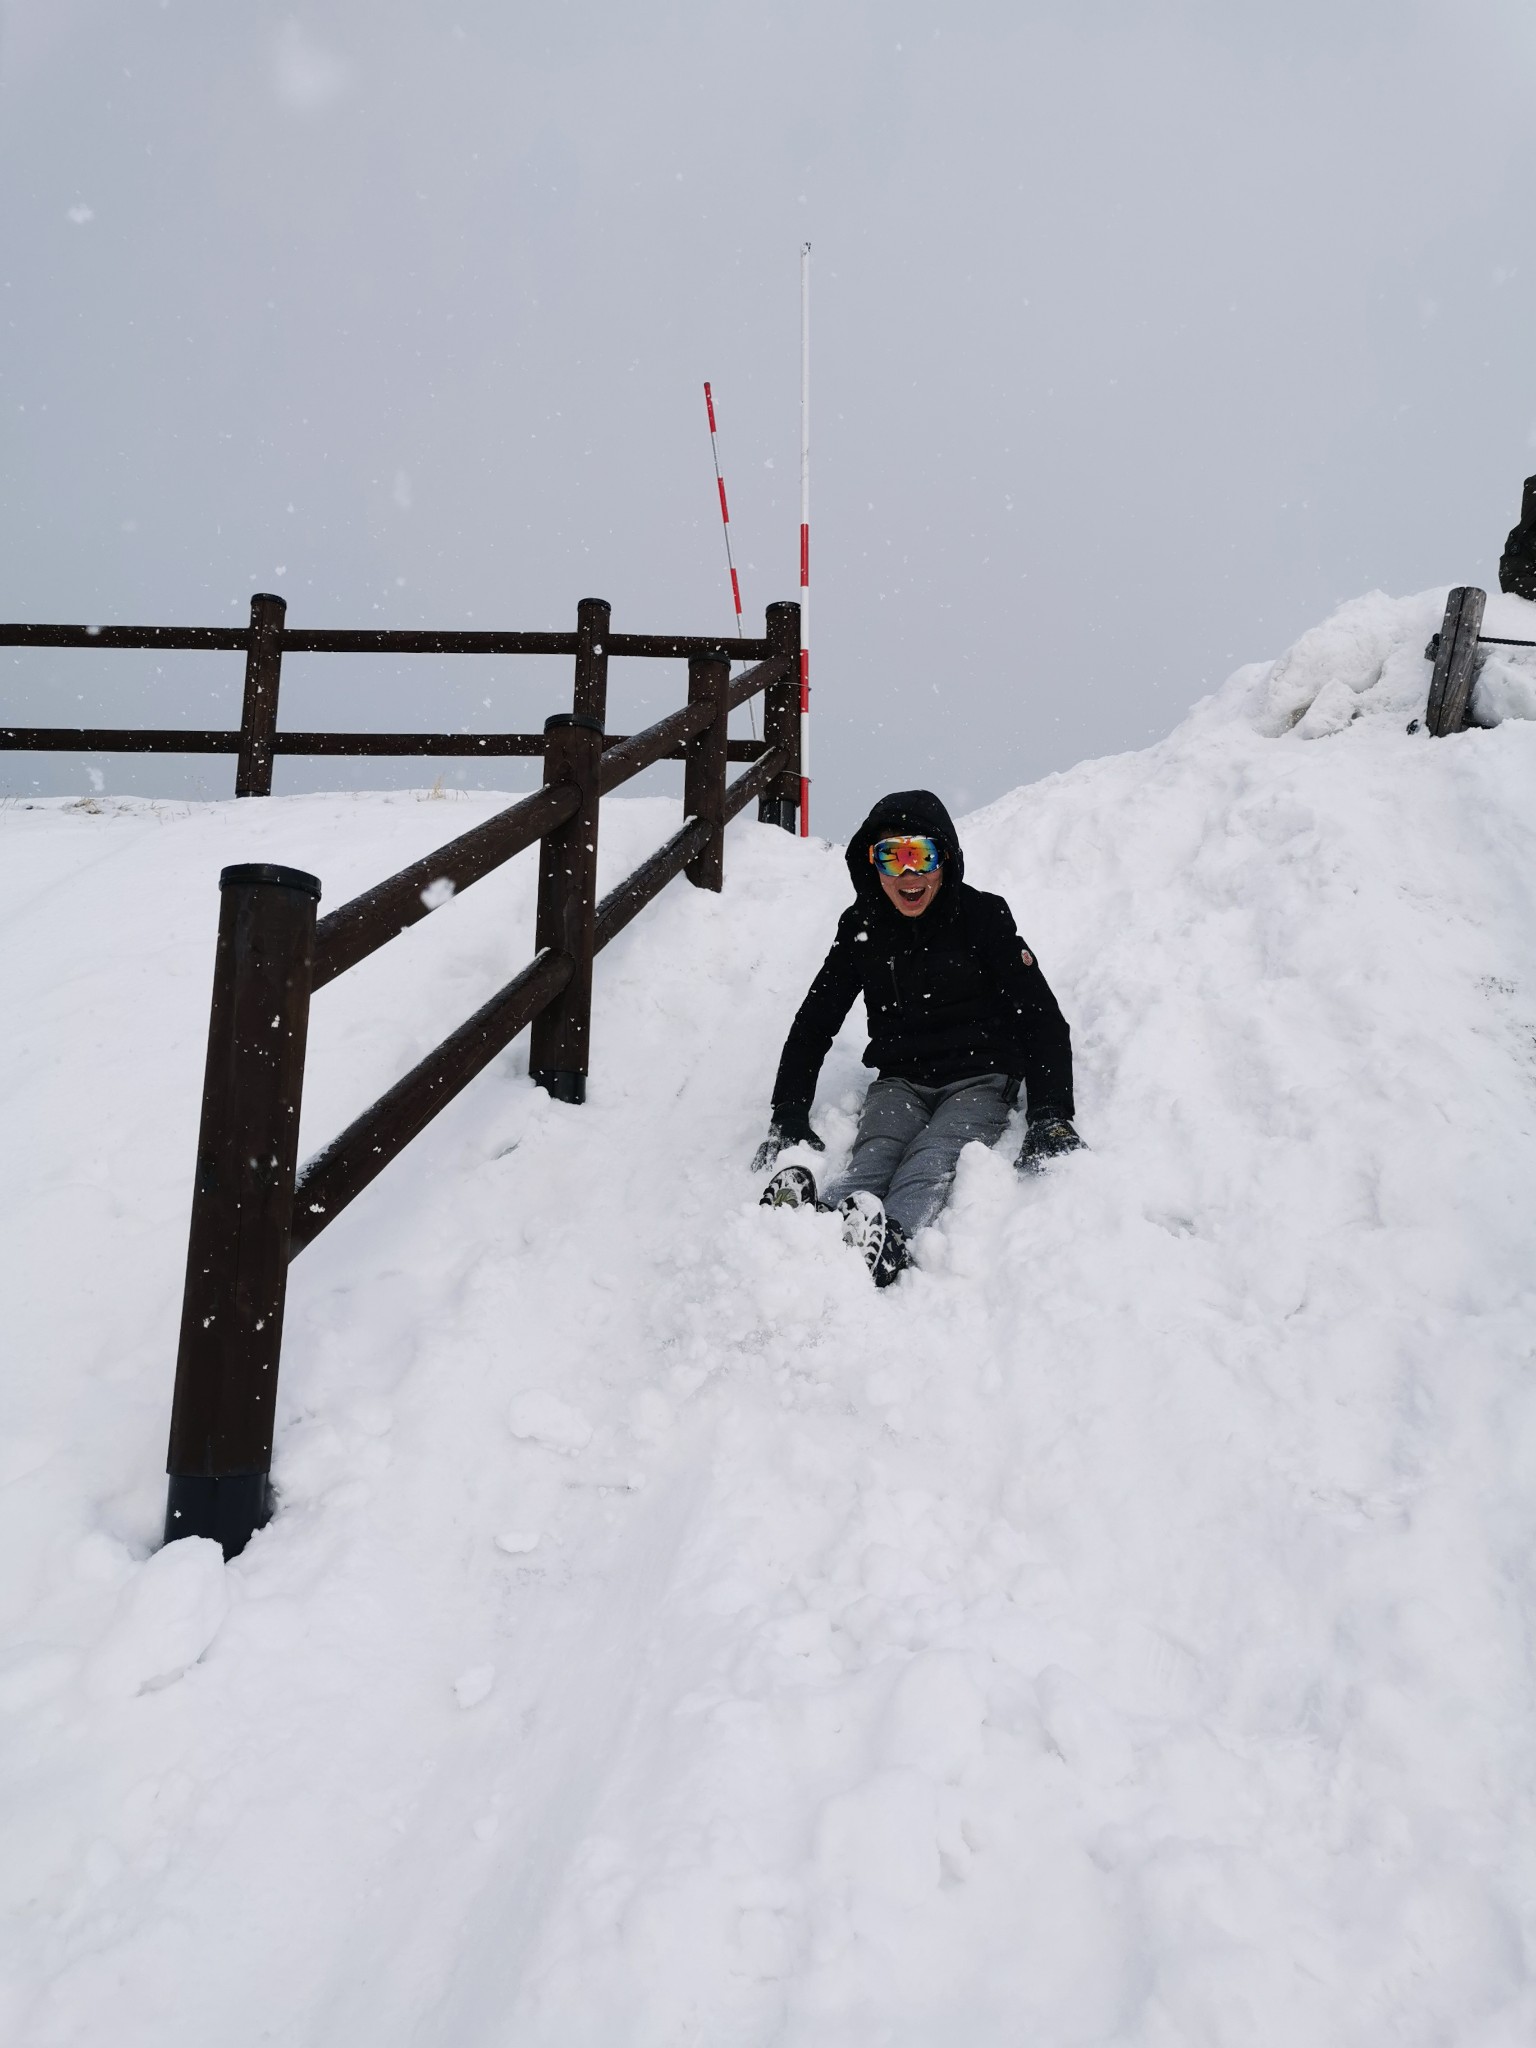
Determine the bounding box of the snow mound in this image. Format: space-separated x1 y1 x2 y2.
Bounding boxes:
1239 583 1536 739
5 600 1536 2045
85 1537 230 1702
1255 587 1426 734
1473 650 1536 727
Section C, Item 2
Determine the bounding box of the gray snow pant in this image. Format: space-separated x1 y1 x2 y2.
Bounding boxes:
820 1073 1016 1238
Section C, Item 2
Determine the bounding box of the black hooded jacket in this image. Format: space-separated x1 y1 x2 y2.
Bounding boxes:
770 789 1075 1118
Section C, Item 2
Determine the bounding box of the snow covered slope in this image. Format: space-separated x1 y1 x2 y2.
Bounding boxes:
5 586 1536 2045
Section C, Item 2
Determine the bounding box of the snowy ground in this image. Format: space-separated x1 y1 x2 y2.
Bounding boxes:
5 587 1536 2045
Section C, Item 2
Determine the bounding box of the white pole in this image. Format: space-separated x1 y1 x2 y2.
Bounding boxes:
799 240 811 837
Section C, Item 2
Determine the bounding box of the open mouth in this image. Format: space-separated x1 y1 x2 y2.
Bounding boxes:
897 881 928 902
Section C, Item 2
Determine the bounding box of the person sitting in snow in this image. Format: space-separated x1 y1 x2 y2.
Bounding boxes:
755 788 1082 1285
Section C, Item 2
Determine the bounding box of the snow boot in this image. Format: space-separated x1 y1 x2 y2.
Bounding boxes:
836 1190 910 1288
760 1163 818 1210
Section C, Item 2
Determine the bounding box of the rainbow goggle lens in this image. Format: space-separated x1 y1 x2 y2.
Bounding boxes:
870 834 942 878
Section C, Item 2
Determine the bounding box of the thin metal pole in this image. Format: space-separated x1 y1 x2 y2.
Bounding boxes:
703 382 756 740
704 383 747 650
799 242 811 837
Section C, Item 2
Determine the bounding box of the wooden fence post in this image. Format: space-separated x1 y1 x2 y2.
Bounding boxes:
164 862 319 1558
235 592 286 797
684 653 729 890
1425 586 1487 737
530 597 608 1102
759 600 801 832
572 592 610 725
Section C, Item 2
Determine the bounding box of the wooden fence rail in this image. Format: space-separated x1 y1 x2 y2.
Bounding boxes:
0 593 784 792
1 590 802 1558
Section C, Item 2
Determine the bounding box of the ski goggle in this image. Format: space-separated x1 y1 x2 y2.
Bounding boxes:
869 834 942 877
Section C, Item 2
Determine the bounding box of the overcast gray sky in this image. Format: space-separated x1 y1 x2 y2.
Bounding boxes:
4 0 1535 833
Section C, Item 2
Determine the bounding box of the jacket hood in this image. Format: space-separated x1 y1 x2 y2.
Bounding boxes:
845 788 966 899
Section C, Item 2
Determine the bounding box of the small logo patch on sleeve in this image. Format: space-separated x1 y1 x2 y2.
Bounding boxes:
1020 945 1035 968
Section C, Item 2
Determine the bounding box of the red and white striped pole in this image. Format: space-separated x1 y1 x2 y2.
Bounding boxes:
702 381 746 653
798 240 811 837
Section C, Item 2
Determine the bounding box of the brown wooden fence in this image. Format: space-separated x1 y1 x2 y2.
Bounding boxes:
4 592 802 1557
1422 586 1536 735
0 588 793 792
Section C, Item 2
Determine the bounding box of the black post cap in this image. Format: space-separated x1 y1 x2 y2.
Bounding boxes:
219 862 322 900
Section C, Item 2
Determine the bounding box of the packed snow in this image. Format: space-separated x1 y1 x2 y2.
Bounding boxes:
4 585 1536 2044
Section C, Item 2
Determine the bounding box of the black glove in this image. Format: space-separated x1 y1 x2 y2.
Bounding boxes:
751 1102 825 1171
1015 1114 1084 1174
